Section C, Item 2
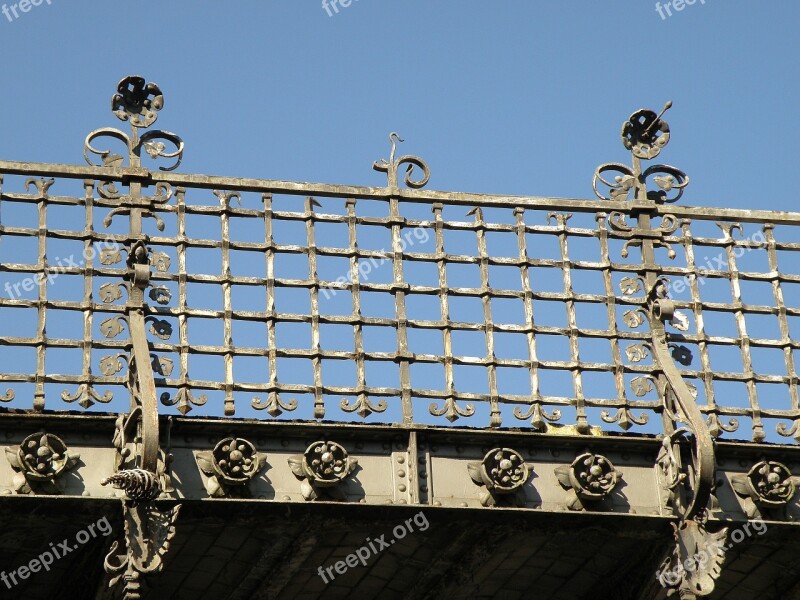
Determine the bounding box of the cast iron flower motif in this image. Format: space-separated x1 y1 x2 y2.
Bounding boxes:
468 448 530 507
196 437 266 497
288 441 358 501
555 452 620 511
112 75 164 128
731 460 798 518
5 432 80 494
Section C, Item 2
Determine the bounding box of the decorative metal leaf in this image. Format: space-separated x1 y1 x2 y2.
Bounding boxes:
625 344 649 363
671 310 690 331
100 248 122 266
100 355 124 376
100 317 126 339
631 376 654 397
671 345 693 366
149 286 172 305
619 277 642 296
150 252 171 272
654 175 675 191
99 283 124 303
686 382 698 399
143 141 166 158
623 309 644 328
148 319 173 340
152 356 174 377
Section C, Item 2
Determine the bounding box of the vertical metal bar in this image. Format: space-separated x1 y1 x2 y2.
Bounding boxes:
471 208 501 427
681 219 716 424
514 208 543 427
552 212 588 432
219 192 235 416
263 193 280 408
81 179 95 407
176 187 191 415
433 203 455 413
34 179 47 411
390 197 413 425
720 223 764 441
305 197 325 418
346 199 369 414
596 213 627 410
764 224 798 434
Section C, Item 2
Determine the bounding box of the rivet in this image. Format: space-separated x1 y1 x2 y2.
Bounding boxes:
459 502 468 507
281 439 290 447
282 495 291 501
356 442 364 449
398 484 407 492
433 501 441 507
257 438 266 446
397 470 406 478
431 445 439 452
397 456 405 464
421 485 428 492
419 457 426 464
456 446 464 454
359 498 366 503
184 436 193 443
258 494 266 500
419 471 427 478
398 499 407 504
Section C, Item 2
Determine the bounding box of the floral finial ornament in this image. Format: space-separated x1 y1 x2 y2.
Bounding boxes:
112 76 164 129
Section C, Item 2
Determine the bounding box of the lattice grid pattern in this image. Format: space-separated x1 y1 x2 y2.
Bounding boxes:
2 170 800 442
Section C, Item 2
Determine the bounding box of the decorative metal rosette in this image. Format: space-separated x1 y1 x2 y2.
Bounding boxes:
732 461 798 517
622 103 671 160
112 75 164 128
5 432 80 494
555 453 620 511
571 453 618 499
301 441 355 487
195 437 266 498
481 448 529 492
16 433 71 479
210 438 262 484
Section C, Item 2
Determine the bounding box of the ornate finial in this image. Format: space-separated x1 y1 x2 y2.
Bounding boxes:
85 75 184 171
111 76 164 129
373 132 430 190
622 101 672 159
593 101 688 203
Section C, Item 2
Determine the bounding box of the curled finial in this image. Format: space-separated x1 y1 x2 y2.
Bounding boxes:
373 132 430 190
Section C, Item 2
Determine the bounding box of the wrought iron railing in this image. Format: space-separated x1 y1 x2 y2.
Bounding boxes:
2 79 800 445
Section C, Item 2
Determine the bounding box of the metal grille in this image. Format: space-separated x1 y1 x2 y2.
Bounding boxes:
2 91 800 443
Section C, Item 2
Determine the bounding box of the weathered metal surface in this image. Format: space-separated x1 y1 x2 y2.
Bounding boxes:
3 78 800 598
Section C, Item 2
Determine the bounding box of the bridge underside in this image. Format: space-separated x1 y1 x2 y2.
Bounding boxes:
1 412 800 600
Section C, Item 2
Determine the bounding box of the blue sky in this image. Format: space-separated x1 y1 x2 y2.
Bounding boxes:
0 1 799 440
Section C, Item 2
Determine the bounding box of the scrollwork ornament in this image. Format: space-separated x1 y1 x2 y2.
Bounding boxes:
288 441 358 501
195 437 267 498
657 517 727 598
5 432 80 494
429 397 475 423
252 392 298 417
467 448 530 507
555 452 620 511
373 132 430 190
